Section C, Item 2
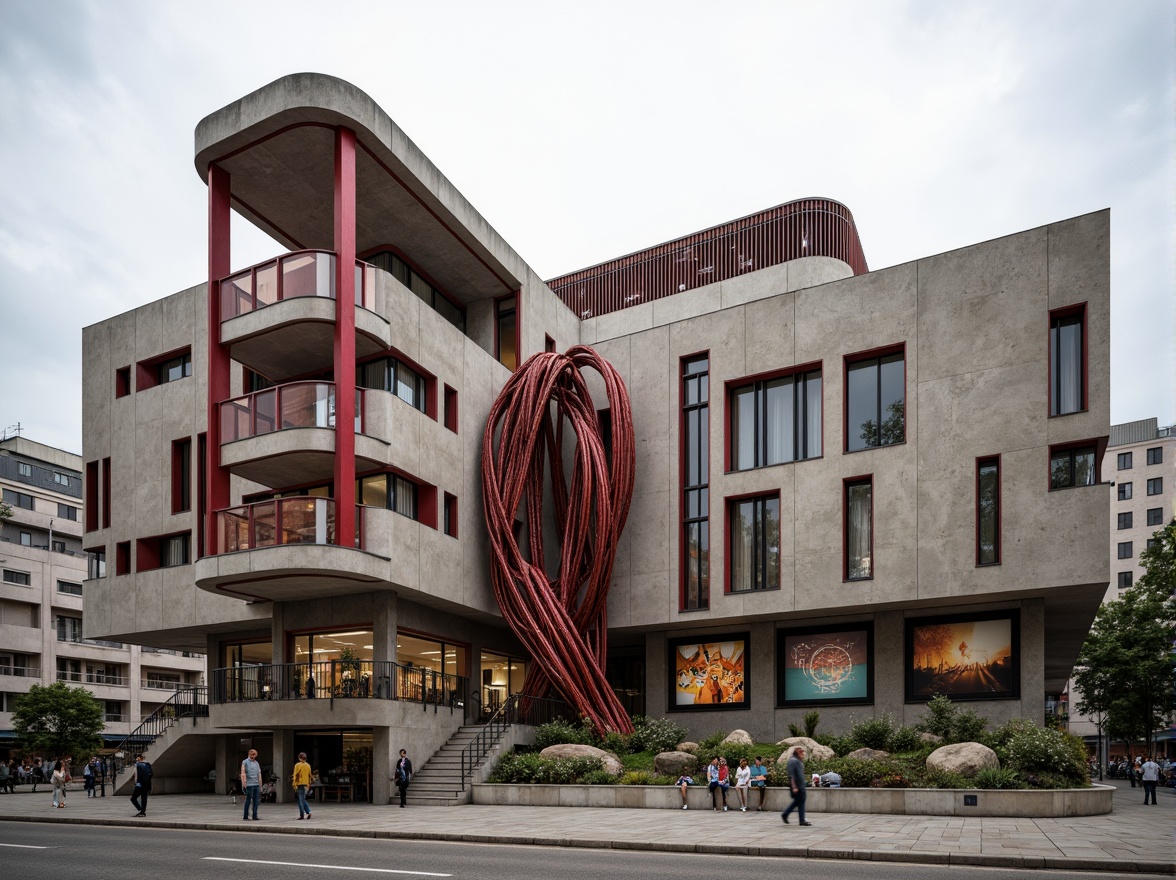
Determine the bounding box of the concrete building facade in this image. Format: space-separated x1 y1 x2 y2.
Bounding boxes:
80 74 1111 803
0 434 204 758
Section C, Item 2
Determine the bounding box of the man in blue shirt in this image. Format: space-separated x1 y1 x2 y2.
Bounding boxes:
240 749 262 820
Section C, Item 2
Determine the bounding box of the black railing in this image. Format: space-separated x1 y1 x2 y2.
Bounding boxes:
459 694 574 786
114 685 208 759
210 660 469 714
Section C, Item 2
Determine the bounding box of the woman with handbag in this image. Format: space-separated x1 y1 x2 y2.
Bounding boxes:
51 760 67 809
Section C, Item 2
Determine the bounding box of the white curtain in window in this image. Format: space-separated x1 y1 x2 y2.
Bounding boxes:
847 482 872 579
804 373 822 459
1055 319 1082 414
765 378 793 465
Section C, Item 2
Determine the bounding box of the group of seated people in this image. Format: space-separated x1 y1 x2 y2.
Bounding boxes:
675 758 844 811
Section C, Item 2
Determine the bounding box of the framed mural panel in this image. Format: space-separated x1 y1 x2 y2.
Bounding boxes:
776 622 874 707
668 633 749 711
905 610 1020 702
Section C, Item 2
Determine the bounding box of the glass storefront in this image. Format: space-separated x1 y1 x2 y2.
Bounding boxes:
479 651 526 718
290 629 375 699
221 640 273 700
396 632 468 678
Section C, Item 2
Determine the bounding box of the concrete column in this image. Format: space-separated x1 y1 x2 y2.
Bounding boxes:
372 592 398 661
273 729 294 804
215 735 230 796
373 725 391 805
271 603 285 665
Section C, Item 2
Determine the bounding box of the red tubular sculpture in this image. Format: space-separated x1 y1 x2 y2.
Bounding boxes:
482 346 635 734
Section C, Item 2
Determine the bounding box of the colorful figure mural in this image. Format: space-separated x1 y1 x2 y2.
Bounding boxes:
672 638 747 708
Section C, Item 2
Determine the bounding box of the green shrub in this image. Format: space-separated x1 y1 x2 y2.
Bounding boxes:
601 731 632 755
698 730 727 750
916 695 989 744
848 714 895 750
821 734 857 757
974 767 1021 790
488 752 603 784
887 725 922 754
996 719 1086 782
923 768 971 789
580 769 619 786
629 715 688 754
619 770 655 785
621 752 656 772
532 719 596 751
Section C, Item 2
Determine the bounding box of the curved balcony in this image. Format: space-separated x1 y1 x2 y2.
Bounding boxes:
219 251 385 381
219 382 364 486
195 499 389 601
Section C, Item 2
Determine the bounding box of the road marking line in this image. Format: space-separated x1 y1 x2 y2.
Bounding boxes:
0 843 50 849
202 857 451 876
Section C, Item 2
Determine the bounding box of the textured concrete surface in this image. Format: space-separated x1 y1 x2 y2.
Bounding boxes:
0 778 1169 874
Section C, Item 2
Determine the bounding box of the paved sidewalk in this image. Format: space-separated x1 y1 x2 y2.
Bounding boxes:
0 779 1171 874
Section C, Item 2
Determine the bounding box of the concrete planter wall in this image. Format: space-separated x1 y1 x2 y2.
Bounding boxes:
471 783 1113 818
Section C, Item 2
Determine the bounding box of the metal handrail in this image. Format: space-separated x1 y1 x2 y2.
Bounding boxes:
210 660 469 714
459 694 575 787
113 685 208 760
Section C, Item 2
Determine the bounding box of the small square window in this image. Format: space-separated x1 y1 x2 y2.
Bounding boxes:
53 473 70 487
1117 541 1133 560
1147 477 1163 496
17 462 32 477
1050 445 1096 490
1117 512 1132 530
1147 508 1164 527
1117 571 1132 589
19 532 32 546
58 503 78 521
1146 447 1163 466
1118 482 1133 501
1117 452 1132 470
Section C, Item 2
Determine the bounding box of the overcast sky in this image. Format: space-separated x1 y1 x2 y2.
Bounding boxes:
1 0 1172 455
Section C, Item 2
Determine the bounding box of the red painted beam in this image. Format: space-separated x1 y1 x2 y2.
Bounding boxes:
205 163 232 556
333 127 357 547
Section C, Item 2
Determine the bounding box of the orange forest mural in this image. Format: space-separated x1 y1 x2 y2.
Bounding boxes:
674 639 746 707
910 617 1016 698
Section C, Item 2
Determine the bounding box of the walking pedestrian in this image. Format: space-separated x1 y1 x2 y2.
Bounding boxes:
0 758 9 793
130 754 153 816
31 757 43 793
1141 756 1160 805
292 752 313 820
50 760 67 809
240 749 262 820
749 756 768 811
781 746 811 826
394 749 413 808
83 757 95 797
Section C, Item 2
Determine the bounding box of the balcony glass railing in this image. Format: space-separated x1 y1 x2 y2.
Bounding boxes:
220 382 364 444
220 250 375 320
0 666 40 678
216 498 363 554
57 671 127 687
211 660 468 711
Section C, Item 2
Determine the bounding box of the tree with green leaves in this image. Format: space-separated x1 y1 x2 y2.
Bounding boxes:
1074 521 1176 758
12 682 105 761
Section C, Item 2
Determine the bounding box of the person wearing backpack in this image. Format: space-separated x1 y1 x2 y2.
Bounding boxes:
130 754 153 817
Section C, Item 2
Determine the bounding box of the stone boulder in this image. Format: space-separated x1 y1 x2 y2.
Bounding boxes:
722 729 754 746
654 751 698 777
676 741 699 754
845 747 890 761
925 742 999 778
539 743 623 776
919 732 943 745
775 736 836 762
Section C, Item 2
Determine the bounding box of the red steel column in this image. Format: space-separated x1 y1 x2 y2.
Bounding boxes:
206 163 232 556
333 127 357 546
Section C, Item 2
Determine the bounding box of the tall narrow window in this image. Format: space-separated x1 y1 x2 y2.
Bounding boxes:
101 456 111 529
728 494 780 592
172 438 192 513
845 347 905 452
681 356 710 610
977 457 1000 565
496 296 517 371
1050 444 1096 490
1049 307 1085 415
443 493 458 538
845 477 873 580
730 367 821 469
85 461 99 531
443 385 458 433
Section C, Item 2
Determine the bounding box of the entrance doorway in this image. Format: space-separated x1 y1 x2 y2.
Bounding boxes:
292 729 374 803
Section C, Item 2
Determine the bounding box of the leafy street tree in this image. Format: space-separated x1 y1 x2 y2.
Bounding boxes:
1074 521 1176 758
12 682 105 761
858 400 905 449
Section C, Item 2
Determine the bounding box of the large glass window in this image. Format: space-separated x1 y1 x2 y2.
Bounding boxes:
3 489 34 510
681 356 709 610
1050 445 1096 490
846 350 904 452
731 369 821 469
364 251 465 331
479 651 526 718
977 457 1000 565
158 352 193 385
1049 309 1084 415
356 357 426 413
845 478 873 580
728 495 780 592
496 296 517 371
357 473 418 520
396 632 468 679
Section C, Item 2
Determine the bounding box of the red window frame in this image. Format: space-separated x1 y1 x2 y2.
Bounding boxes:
842 343 906 454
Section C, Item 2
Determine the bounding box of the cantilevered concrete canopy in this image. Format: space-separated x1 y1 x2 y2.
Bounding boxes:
195 73 526 303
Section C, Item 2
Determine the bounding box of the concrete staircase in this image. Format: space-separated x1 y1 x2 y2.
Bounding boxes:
404 725 500 807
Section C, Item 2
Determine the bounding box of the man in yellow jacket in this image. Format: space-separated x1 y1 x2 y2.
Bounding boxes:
292 753 313 820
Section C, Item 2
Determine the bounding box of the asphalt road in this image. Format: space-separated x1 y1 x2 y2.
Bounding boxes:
0 822 1142 880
